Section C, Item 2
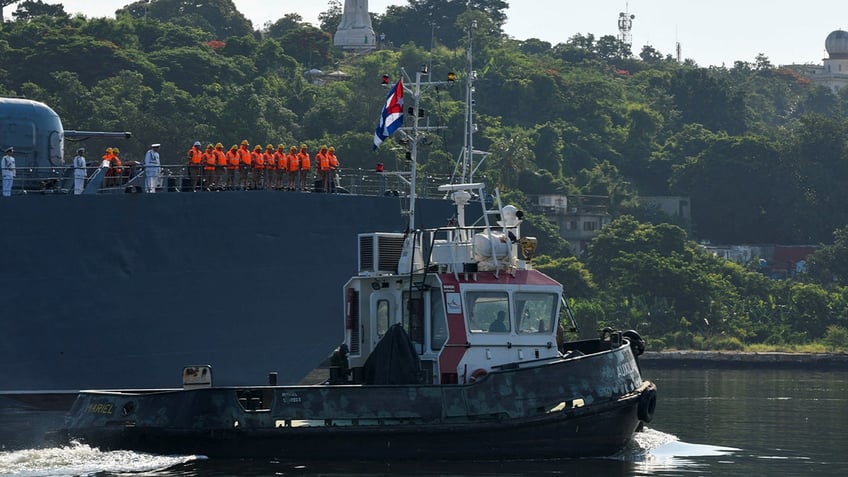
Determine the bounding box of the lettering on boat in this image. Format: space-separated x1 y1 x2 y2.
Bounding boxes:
86 402 114 415
279 392 302 404
616 359 637 377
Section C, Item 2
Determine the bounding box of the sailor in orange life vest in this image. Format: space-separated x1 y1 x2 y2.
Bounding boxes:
226 145 239 190
315 145 329 192
108 147 123 187
144 143 161 193
297 144 310 191
72 147 86 195
286 146 298 191
327 146 339 193
273 144 287 190
187 141 203 191
237 140 252 190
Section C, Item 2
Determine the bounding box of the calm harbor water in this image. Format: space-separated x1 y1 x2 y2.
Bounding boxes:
1 366 845 476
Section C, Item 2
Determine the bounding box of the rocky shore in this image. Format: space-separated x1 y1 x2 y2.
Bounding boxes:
640 350 848 369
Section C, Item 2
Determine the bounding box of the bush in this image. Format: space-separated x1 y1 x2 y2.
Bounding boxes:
823 325 848 351
703 335 745 350
663 330 694 349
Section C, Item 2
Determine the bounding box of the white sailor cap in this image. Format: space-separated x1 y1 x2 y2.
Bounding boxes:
193 141 201 147
4 147 12 153
151 143 160 148
77 148 85 153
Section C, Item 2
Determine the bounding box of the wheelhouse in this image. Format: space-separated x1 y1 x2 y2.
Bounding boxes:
343 184 567 385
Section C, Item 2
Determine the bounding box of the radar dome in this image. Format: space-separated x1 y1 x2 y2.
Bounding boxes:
825 30 848 59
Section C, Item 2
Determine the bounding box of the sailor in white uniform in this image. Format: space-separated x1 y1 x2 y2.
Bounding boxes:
1 147 16 197
144 143 161 193
72 147 87 195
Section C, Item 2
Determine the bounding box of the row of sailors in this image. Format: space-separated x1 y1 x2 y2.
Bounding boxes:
186 141 339 192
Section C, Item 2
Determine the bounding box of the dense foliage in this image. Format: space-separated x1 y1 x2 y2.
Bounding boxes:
3 0 848 351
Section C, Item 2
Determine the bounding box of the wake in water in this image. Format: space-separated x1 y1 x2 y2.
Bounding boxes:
0 429 740 476
622 426 741 474
0 441 201 477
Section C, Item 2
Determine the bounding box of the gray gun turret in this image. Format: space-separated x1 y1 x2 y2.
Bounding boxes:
1 97 132 192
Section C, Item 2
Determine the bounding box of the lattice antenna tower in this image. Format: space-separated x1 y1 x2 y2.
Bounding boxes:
618 5 635 46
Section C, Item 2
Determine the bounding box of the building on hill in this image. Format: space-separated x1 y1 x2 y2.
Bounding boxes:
529 194 611 256
531 194 691 256
701 244 817 279
787 29 848 92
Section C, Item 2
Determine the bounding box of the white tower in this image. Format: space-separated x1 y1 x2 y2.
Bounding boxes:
334 0 376 50
618 9 635 45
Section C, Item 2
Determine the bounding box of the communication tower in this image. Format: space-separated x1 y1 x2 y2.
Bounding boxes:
618 6 635 45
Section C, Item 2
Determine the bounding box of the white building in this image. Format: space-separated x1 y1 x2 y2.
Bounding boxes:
790 30 848 92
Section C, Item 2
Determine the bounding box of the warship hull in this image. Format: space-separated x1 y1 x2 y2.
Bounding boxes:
0 191 453 448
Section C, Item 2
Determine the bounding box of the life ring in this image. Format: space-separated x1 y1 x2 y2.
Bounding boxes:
468 368 488 383
623 329 646 357
637 387 657 423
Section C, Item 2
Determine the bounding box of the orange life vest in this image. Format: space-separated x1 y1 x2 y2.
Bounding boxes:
264 150 275 170
227 149 239 169
298 151 310 171
275 150 287 170
203 149 215 170
188 147 203 165
252 150 264 169
288 152 299 172
237 147 252 166
317 152 330 171
214 149 227 167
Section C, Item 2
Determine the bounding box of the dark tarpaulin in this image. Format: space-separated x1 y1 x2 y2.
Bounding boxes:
362 324 421 385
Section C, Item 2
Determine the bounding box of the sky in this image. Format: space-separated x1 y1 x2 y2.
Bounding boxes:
14 0 848 67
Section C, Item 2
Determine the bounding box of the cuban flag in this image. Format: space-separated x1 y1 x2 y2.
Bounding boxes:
373 79 404 150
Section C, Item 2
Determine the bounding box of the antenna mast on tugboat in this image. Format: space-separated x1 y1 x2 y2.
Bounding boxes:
396 67 451 231
450 15 490 187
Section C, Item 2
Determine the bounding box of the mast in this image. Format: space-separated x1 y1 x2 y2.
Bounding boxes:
393 67 451 274
451 18 488 187
399 67 450 232
461 22 475 184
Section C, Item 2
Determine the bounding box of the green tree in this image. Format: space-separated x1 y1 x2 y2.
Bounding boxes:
118 0 252 38
670 134 784 243
808 226 848 287
12 0 68 21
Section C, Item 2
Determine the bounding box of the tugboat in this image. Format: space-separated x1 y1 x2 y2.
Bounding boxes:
49 62 656 462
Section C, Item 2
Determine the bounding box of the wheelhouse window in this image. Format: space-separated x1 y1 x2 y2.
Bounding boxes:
514 292 558 334
465 291 509 333
376 299 390 338
402 291 425 348
430 290 447 350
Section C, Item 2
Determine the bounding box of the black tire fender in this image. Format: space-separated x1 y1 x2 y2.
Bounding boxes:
623 329 646 357
638 387 657 423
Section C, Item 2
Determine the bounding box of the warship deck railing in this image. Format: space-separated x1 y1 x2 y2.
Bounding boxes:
5 165 455 199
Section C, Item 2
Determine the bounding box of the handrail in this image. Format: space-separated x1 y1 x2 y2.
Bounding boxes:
2 164 455 197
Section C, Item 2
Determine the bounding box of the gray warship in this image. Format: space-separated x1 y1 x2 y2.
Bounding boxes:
0 96 454 448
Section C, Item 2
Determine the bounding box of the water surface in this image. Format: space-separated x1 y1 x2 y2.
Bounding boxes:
1 367 844 476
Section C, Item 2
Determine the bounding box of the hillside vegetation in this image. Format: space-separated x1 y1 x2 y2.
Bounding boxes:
2 0 848 351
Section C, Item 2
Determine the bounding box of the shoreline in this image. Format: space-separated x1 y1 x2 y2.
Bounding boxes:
640 350 848 369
